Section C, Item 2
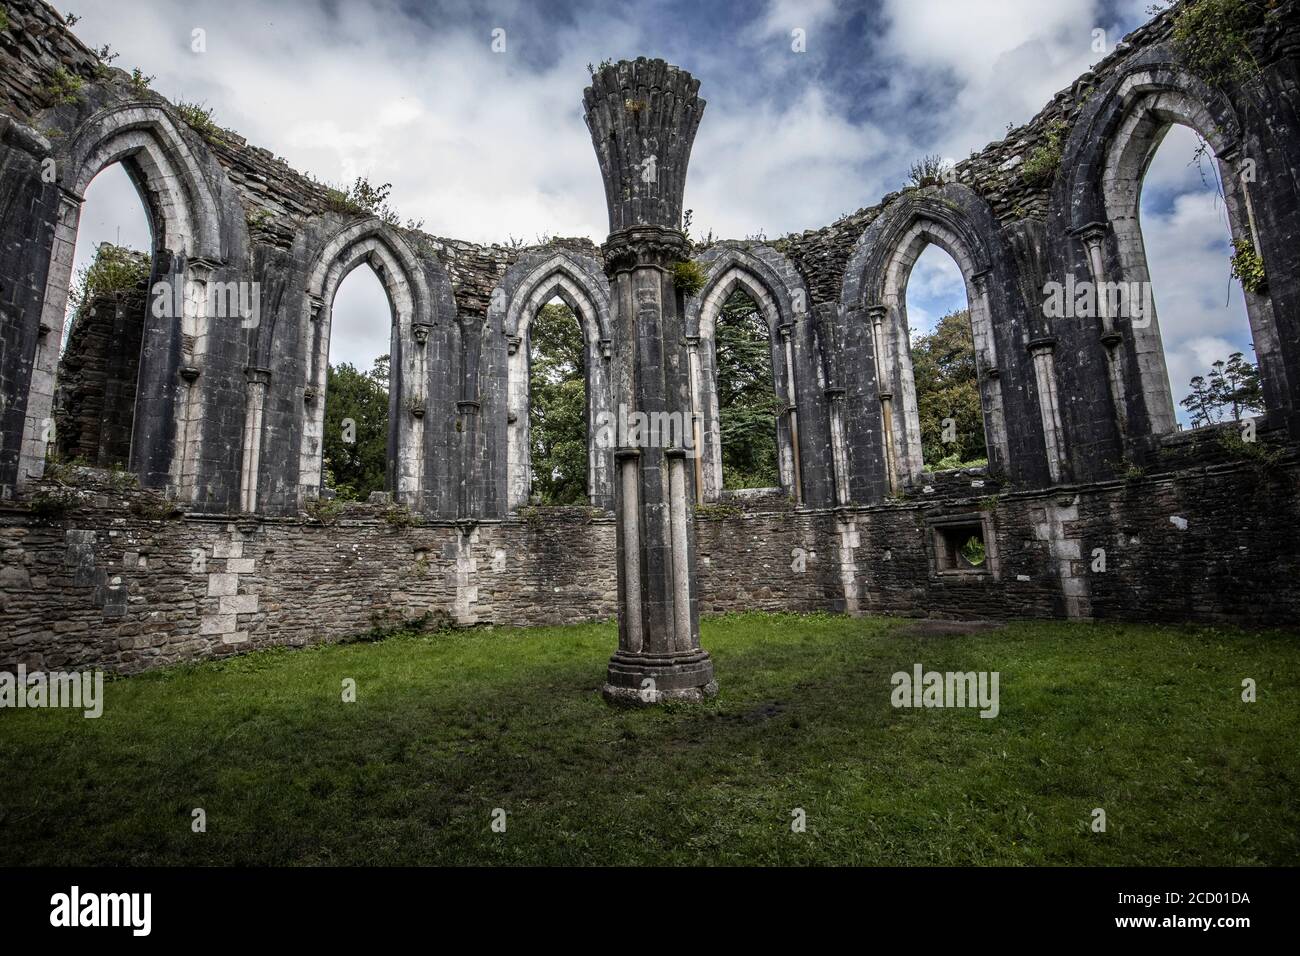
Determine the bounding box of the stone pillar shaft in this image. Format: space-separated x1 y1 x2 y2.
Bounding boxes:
586 59 715 703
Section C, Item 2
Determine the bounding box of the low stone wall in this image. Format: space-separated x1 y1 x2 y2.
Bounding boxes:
1 454 1297 674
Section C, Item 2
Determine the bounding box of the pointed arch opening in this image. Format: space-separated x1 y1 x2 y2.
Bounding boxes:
1083 71 1286 446
297 225 427 510
903 244 989 471
872 216 1009 487
525 298 590 505
713 288 781 491
501 257 613 512
20 106 221 495
51 161 155 473
321 263 394 501
694 263 803 503
1112 112 1265 434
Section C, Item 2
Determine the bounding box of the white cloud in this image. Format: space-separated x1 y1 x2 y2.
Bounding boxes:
750 0 837 42
878 0 1127 157
689 86 892 239
59 0 1241 386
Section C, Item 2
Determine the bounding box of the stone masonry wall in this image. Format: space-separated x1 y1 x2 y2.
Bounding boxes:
3 449 1296 674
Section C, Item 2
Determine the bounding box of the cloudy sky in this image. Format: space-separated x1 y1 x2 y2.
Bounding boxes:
64 0 1251 427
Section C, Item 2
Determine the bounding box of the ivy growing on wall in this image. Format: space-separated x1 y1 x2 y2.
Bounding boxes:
1230 237 1268 294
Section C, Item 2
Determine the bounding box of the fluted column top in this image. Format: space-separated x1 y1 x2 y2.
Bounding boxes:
583 58 705 236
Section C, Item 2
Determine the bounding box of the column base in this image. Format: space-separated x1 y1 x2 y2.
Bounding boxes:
602 650 717 705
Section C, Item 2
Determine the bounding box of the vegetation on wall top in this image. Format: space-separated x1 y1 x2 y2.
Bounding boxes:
323 176 424 231
907 155 952 189
175 101 225 144
1021 119 1067 189
1165 0 1272 87
40 67 84 106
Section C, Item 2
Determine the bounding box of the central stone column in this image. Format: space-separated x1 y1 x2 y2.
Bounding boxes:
584 59 717 704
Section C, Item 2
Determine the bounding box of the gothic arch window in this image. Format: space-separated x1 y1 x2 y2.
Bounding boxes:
20 104 221 497
872 216 1009 488
321 264 393 501
296 223 428 510
904 244 989 471
1098 78 1277 436
501 258 612 511
695 266 800 502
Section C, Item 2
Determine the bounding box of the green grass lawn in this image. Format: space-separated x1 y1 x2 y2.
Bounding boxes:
2 612 1297 866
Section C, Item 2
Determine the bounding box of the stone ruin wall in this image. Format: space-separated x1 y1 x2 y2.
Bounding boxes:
4 453 1297 674
1 0 1299 672
54 274 148 468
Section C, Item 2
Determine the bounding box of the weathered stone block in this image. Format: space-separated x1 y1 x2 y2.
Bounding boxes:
206 573 238 597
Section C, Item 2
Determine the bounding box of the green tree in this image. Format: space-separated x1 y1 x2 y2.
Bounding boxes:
911 309 987 468
715 291 781 489
322 354 389 500
1180 351 1263 427
529 302 588 505
62 243 150 351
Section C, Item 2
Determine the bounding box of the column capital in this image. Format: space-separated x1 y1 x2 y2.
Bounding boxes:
1069 220 1110 248
56 185 85 209
600 225 691 275
243 366 272 385
187 256 223 281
